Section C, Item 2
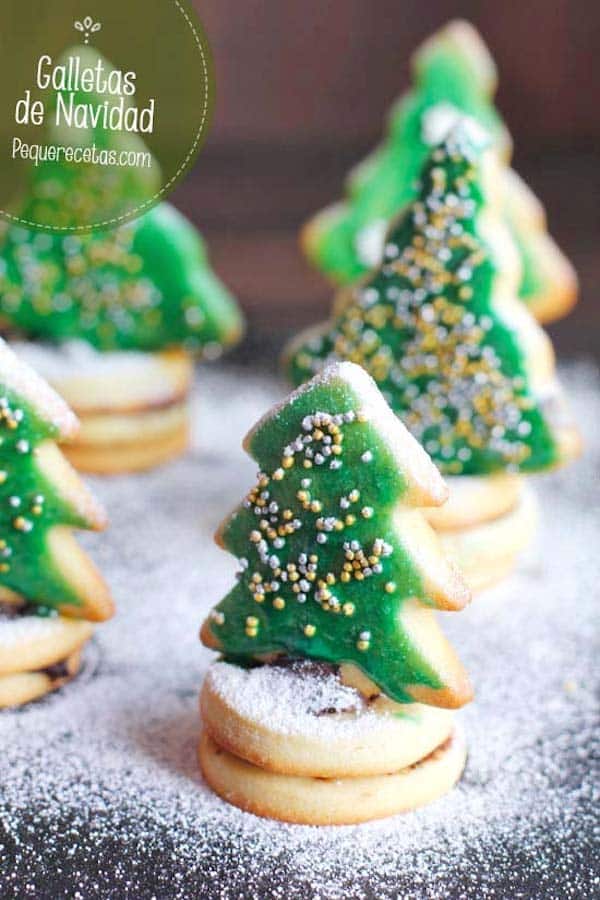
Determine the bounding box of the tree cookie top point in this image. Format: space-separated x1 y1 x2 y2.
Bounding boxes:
414 20 498 96
246 361 448 509
0 339 78 441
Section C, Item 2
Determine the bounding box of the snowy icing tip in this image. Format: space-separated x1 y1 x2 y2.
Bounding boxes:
414 19 498 94
246 361 449 509
0 339 78 439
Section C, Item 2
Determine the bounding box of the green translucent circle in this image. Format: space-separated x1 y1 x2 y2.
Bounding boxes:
0 0 215 232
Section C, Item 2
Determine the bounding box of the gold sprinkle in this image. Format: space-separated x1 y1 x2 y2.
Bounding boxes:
303 624 316 637
342 602 355 616
385 582 397 593
273 597 285 610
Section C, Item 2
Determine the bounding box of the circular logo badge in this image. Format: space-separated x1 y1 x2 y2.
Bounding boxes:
0 0 214 232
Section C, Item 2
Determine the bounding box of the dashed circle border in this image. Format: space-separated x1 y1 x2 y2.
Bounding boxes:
0 0 213 233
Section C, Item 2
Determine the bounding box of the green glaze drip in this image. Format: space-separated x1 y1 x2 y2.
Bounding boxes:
0 203 243 354
0 390 91 613
306 24 550 310
288 125 560 476
204 368 452 706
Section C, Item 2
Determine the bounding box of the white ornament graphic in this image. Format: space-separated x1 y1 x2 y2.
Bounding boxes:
74 16 102 44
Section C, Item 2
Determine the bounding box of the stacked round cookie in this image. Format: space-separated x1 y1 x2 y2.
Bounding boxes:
424 475 538 591
0 596 95 708
11 342 193 474
200 659 467 825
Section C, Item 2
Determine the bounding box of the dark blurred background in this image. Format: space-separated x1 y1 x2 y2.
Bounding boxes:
175 0 600 359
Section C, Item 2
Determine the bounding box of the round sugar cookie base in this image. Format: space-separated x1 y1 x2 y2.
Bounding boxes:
0 614 94 675
10 342 194 415
0 648 83 709
437 485 538 592
423 473 523 531
201 660 455 778
64 416 190 475
199 727 467 825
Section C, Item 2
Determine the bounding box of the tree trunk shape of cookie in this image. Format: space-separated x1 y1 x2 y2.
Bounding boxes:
286 122 579 476
301 20 576 321
0 339 112 620
201 361 473 709
0 46 243 356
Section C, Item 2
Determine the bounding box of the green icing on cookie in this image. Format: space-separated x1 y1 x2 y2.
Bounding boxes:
287 124 561 476
0 370 96 614
304 21 554 312
203 362 468 706
509 218 544 303
0 203 244 354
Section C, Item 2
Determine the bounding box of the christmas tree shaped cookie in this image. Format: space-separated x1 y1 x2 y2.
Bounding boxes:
199 362 472 825
302 20 577 324
0 339 113 708
286 122 580 590
0 46 243 474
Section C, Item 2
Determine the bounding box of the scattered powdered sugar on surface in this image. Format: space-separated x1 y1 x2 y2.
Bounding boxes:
0 362 598 899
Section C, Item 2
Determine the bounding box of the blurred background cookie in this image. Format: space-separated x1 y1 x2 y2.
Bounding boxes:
0 340 113 708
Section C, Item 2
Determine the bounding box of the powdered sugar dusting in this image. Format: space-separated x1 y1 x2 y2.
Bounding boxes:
10 340 162 382
0 614 69 649
0 362 597 898
205 660 385 740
